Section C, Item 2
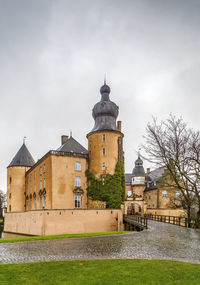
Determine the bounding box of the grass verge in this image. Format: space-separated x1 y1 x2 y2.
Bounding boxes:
0 259 200 285
0 231 131 243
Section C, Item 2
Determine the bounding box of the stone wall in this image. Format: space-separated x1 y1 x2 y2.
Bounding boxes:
146 208 186 217
4 209 123 236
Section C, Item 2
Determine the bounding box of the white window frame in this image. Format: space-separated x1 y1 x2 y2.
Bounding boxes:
75 195 81 208
75 176 81 187
75 161 81 171
162 190 167 198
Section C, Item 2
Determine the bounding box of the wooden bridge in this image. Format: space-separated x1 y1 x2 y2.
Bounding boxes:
123 215 148 231
144 213 199 228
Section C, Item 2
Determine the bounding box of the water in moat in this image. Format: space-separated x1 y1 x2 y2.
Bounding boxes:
0 225 3 238
0 220 200 264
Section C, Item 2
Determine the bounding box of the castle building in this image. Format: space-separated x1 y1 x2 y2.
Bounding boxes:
7 82 123 214
5 82 184 236
125 156 184 216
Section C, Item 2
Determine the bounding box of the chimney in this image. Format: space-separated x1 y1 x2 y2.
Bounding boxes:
61 135 68 145
117 121 122 132
147 168 150 174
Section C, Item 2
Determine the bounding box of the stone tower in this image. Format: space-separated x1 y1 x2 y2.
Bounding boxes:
7 142 35 212
87 82 123 177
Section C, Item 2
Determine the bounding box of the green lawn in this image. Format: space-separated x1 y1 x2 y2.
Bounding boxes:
0 259 200 285
0 231 131 243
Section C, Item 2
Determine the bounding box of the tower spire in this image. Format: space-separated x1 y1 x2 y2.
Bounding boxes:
23 136 27 145
104 73 106 85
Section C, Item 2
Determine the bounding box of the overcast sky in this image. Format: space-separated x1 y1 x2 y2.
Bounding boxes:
1 0 200 192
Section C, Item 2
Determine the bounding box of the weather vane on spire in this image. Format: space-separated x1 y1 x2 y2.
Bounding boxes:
104 73 106 85
23 136 27 144
138 147 141 158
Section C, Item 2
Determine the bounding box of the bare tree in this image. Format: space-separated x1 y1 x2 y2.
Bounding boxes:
0 190 6 219
143 115 200 227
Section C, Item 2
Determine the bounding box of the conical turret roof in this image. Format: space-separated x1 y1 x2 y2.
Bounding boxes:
8 143 35 167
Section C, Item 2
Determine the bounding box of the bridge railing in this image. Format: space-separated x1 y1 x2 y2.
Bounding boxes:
144 213 198 228
123 215 148 230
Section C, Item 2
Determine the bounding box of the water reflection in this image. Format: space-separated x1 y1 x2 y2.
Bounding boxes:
0 225 3 238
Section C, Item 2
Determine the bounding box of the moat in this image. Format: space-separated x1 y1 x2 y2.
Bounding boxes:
0 220 200 264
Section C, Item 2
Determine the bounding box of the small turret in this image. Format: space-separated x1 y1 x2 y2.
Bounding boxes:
132 154 145 185
7 142 35 212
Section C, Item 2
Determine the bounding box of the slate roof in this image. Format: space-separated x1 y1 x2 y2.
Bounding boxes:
90 83 120 133
132 155 145 177
57 136 88 155
146 166 165 182
125 166 166 186
8 143 35 167
125 173 132 184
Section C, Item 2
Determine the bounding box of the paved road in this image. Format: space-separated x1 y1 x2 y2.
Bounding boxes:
0 220 200 264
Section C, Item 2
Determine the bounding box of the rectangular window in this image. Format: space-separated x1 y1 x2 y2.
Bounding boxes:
75 176 81 187
102 162 106 170
75 161 81 171
34 198 37 210
102 148 106 156
127 190 132 197
162 190 167 198
75 195 81 208
9 193 11 199
102 134 106 142
40 167 42 176
9 177 12 184
44 195 46 209
40 196 42 209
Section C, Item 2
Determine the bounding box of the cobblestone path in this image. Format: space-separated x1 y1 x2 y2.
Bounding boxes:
0 221 200 264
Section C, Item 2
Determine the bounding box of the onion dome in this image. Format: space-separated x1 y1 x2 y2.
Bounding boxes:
132 155 145 177
90 82 119 132
8 143 35 167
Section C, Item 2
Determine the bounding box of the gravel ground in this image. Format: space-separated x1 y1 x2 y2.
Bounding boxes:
0 220 200 264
